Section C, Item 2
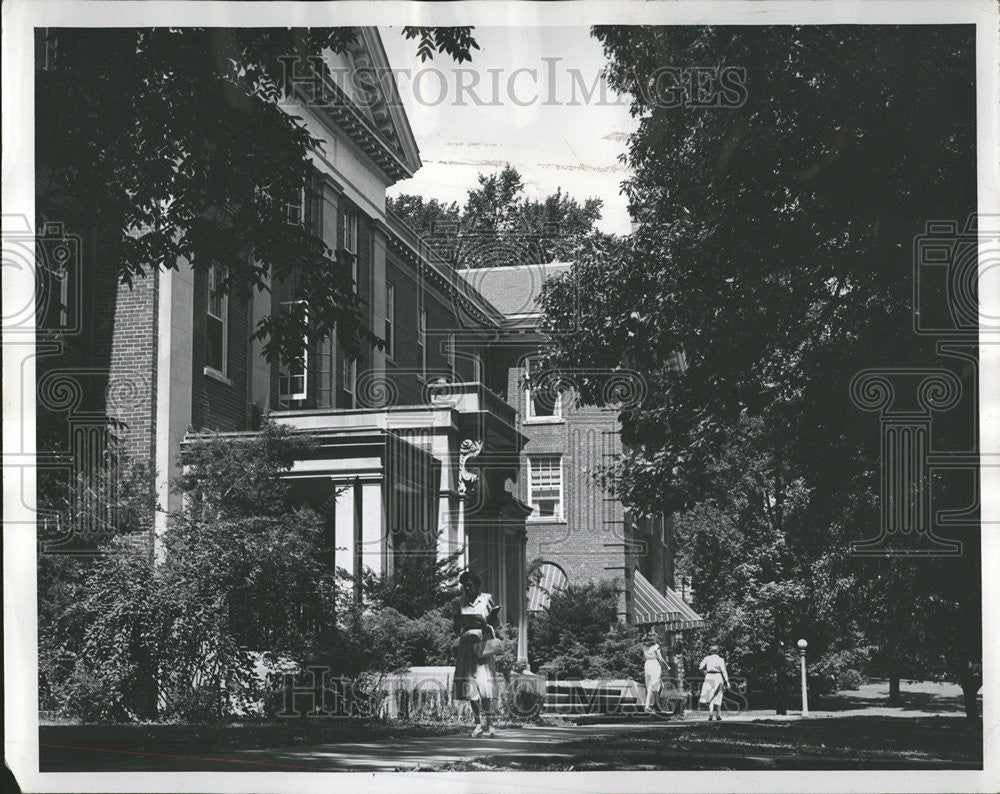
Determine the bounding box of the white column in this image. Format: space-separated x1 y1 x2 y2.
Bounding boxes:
154 261 193 563
360 480 385 575
333 482 355 576
439 495 453 560
518 532 529 663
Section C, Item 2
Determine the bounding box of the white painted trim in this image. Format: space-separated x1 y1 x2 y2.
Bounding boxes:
527 453 564 522
524 357 562 421
203 366 233 387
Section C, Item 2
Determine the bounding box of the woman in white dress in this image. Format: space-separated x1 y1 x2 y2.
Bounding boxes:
698 645 730 721
641 631 669 712
452 570 500 737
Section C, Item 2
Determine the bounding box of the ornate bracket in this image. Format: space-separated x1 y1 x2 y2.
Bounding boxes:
458 438 483 496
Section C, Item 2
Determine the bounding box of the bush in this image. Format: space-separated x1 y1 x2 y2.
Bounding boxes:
530 580 644 680
809 647 874 695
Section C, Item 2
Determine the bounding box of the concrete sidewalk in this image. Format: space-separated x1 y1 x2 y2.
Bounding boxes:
40 712 978 772
39 681 981 772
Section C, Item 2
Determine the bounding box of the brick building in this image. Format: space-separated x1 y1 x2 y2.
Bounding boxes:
36 27 700 664
459 265 704 637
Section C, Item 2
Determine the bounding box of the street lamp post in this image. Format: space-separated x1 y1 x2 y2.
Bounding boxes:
797 639 809 717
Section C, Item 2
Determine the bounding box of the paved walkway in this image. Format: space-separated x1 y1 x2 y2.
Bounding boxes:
41 712 977 772
39 681 981 772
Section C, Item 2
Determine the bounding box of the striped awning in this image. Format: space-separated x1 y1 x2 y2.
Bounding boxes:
632 569 705 630
527 562 568 612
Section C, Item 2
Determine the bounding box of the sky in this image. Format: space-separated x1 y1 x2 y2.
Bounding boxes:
380 26 638 235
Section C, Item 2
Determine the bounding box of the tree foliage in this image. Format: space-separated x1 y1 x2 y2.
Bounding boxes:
389 164 604 268
539 25 980 709
37 26 478 363
528 580 643 679
41 423 338 721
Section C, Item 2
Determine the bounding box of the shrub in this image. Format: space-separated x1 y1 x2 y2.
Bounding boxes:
529 579 643 681
809 647 874 695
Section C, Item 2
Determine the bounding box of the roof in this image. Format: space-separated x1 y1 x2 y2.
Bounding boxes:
632 569 705 630
456 262 572 323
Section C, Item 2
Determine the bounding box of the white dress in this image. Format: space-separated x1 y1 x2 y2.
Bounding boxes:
452 592 498 701
699 653 729 707
643 643 663 707
643 643 663 689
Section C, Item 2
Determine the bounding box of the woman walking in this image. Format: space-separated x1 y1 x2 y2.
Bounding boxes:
641 631 668 713
452 570 500 737
698 644 730 721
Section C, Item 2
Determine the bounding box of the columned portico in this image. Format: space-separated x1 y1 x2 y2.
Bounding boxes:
270 381 531 662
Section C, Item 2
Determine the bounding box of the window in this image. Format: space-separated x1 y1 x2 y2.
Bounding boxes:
418 308 427 376
342 355 357 408
206 264 228 374
527 561 568 612
342 209 359 292
278 301 308 401
528 455 563 521
286 187 305 226
525 357 561 420
385 284 395 360
342 209 358 254
447 332 456 377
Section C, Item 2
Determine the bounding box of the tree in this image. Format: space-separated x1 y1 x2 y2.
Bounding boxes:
36 26 478 364
539 26 979 714
528 580 644 679
46 423 338 721
37 448 158 716
389 164 604 268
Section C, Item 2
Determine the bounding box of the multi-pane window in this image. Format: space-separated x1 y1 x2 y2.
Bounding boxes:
342 355 357 408
206 264 228 374
286 187 305 226
342 209 359 291
342 209 358 254
418 308 427 376
278 301 308 401
385 284 395 359
525 357 561 420
528 455 563 520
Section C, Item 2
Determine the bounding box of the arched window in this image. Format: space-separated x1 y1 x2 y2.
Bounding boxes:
527 561 568 612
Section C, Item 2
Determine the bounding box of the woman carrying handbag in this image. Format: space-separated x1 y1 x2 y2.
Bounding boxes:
452 570 501 737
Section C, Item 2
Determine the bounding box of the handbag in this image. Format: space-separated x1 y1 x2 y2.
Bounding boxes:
475 625 502 659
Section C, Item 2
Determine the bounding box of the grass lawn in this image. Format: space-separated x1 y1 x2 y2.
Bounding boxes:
39 719 468 758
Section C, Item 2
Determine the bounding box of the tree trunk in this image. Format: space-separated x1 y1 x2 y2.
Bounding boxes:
887 647 902 706
774 616 787 715
888 672 901 706
960 663 982 721
962 681 979 720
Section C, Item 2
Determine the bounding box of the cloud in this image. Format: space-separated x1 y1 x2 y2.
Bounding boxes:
538 162 629 175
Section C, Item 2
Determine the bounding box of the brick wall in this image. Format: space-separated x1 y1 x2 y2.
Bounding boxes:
105 268 158 464
498 341 630 617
